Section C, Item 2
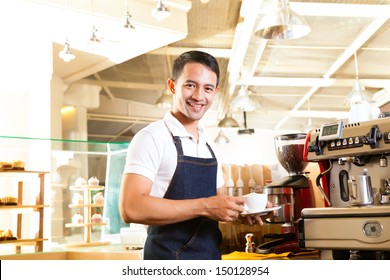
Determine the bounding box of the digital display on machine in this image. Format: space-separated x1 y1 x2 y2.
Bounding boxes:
319 120 343 141
322 124 339 136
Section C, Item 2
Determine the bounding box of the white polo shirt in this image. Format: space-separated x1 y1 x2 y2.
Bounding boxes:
123 111 225 198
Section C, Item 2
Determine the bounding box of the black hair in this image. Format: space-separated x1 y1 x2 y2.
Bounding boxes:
171 50 220 87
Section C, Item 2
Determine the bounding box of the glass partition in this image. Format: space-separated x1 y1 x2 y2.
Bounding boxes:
0 136 130 249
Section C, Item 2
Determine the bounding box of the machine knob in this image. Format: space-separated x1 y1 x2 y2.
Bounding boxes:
307 137 325 155
308 145 319 153
362 125 382 149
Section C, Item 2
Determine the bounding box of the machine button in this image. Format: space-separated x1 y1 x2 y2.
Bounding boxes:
348 138 354 145
363 221 383 237
343 139 347 146
330 141 335 148
385 132 390 144
354 137 360 144
336 140 341 147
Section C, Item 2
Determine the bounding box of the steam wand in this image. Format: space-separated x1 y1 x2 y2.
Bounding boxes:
315 160 333 207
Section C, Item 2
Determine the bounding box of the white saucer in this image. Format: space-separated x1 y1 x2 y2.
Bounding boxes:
240 206 282 217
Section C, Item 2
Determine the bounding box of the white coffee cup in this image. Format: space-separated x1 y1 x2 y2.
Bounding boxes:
242 193 268 213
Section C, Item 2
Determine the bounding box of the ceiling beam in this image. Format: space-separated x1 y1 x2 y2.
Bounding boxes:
238 77 390 88
274 16 389 130
83 76 390 90
289 2 390 18
94 73 115 100
77 79 165 90
87 113 160 123
148 46 232 58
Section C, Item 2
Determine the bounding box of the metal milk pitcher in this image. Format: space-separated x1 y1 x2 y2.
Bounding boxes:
347 169 374 206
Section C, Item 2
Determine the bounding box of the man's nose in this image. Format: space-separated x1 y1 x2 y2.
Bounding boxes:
191 88 205 100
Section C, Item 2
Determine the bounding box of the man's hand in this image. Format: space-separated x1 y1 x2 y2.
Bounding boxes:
201 194 245 222
237 201 274 226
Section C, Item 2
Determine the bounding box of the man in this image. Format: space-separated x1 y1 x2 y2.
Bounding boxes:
119 50 265 260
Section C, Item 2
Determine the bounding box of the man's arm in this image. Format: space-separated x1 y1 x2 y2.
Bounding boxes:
119 173 245 225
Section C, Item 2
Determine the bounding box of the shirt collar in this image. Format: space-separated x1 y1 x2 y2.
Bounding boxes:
163 111 207 144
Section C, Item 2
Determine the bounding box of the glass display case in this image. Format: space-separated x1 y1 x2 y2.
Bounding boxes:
0 136 130 252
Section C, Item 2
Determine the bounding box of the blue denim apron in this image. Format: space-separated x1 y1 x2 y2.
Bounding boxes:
143 136 222 260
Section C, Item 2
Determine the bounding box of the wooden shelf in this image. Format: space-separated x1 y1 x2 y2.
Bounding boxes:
67 184 107 246
0 204 49 210
0 170 49 174
65 222 108 228
68 204 103 208
63 240 111 248
0 170 48 252
0 238 48 246
69 185 104 191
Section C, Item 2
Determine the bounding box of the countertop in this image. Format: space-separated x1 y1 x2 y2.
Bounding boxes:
0 244 142 260
0 243 325 260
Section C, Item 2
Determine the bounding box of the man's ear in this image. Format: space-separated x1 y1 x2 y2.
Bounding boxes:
167 79 175 94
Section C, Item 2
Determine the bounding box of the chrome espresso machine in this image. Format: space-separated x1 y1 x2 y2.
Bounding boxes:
299 117 390 260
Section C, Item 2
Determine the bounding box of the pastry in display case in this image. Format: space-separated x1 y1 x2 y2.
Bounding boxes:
0 160 25 171
0 196 18 206
72 212 84 224
11 160 25 170
93 192 104 205
0 161 12 171
88 176 99 187
91 212 102 223
75 176 88 187
0 229 17 241
72 193 84 206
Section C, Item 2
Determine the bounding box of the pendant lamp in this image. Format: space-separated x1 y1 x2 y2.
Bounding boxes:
214 130 230 144
58 0 75 62
255 0 310 40
59 39 76 62
152 0 171 22
303 98 316 133
123 10 135 29
231 86 261 112
155 88 173 109
218 111 239 128
344 52 372 106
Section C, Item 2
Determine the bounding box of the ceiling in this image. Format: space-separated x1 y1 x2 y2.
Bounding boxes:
50 0 390 142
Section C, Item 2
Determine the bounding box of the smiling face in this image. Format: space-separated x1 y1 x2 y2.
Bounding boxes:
168 62 219 129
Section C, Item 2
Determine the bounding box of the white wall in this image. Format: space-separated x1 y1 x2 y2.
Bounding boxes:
0 2 54 250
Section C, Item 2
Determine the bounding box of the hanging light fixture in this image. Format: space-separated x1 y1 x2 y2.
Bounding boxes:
303 98 316 133
123 0 135 29
156 88 173 109
152 0 171 22
59 0 75 62
214 129 230 144
344 52 372 106
156 52 174 109
346 52 378 123
231 86 261 112
59 39 76 62
123 11 135 29
255 0 310 40
89 25 101 44
218 111 239 128
238 111 255 135
88 0 102 47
